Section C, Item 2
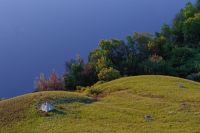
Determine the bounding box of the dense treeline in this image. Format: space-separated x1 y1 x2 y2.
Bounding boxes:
35 1 200 91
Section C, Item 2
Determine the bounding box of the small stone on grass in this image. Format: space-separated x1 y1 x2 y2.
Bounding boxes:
178 83 185 88
144 115 153 121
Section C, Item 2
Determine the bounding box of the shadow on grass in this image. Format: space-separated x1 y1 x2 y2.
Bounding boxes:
37 96 97 117
52 97 97 105
51 109 66 115
38 109 66 117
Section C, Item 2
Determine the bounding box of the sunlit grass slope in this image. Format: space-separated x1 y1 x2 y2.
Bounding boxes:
1 75 200 133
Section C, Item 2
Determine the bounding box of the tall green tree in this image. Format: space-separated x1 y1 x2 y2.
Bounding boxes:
196 0 200 11
183 13 200 44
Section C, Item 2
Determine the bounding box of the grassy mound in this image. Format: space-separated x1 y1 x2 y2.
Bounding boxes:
1 75 200 133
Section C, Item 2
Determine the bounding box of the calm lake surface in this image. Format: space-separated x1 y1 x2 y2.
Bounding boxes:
0 0 195 98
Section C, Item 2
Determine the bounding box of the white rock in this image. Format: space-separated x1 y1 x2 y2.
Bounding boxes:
40 102 54 112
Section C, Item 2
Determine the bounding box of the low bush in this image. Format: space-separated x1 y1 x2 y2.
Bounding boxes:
98 67 121 81
86 87 103 97
187 72 200 82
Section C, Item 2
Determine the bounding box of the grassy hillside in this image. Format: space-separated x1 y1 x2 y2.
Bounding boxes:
1 75 200 133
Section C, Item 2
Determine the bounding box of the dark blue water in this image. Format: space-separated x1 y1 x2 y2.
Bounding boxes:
0 0 195 98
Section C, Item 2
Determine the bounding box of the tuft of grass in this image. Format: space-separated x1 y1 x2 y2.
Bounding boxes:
1 75 200 133
85 87 103 97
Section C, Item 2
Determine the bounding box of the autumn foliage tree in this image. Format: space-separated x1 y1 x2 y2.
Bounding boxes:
35 71 64 92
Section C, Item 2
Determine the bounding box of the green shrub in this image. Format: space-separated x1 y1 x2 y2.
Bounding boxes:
139 59 173 75
171 47 195 66
86 87 103 96
98 67 121 81
186 72 200 82
76 86 84 91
